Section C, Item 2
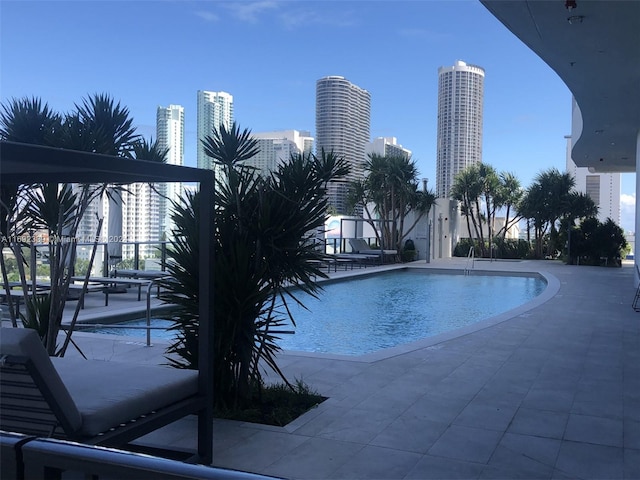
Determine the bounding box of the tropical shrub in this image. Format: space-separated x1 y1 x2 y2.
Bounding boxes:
160 123 349 410
454 237 531 259
492 237 532 259
401 238 417 262
0 94 165 354
567 217 627 266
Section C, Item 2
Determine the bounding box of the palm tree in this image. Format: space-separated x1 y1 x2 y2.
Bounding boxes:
537 168 576 257
351 154 435 253
496 172 524 239
450 165 485 254
478 163 501 257
519 168 584 259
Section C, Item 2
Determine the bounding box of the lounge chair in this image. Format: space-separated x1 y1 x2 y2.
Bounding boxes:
0 327 210 462
348 238 398 263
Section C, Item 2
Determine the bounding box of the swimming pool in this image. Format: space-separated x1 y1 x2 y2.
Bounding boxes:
277 269 546 355
86 269 547 356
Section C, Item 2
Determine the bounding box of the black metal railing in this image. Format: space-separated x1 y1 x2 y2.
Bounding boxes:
1 431 276 480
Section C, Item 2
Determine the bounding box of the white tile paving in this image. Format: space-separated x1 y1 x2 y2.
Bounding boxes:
52 259 640 479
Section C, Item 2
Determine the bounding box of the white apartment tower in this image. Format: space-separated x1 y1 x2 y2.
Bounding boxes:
365 137 412 160
156 104 185 239
316 76 371 214
247 130 314 176
121 182 160 260
197 90 234 171
565 134 621 225
436 60 485 198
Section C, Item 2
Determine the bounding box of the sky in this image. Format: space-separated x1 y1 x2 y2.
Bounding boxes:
1 0 635 231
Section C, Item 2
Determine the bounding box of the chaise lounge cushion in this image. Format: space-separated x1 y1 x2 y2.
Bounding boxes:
51 357 198 437
348 238 397 255
0 328 83 432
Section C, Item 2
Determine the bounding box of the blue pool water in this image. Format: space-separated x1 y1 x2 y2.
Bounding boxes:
86 318 174 339
276 270 546 355
88 270 546 356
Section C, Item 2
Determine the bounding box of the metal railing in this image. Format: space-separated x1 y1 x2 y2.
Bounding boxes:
1 431 276 480
1 240 170 279
67 276 171 346
464 246 475 275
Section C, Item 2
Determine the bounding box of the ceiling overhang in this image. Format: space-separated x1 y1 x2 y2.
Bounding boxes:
480 0 640 173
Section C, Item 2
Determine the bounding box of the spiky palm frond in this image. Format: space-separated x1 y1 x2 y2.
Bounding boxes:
130 137 169 163
0 96 62 145
74 93 139 156
202 122 259 168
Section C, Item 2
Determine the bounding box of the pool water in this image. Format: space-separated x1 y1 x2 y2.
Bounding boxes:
85 318 175 339
88 270 546 356
276 270 545 355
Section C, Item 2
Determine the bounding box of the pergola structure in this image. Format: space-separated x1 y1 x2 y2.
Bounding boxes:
0 140 215 463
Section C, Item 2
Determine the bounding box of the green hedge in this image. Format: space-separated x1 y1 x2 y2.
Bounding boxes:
453 238 532 259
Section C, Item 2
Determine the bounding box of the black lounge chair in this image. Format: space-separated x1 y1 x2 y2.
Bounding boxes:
348 238 398 263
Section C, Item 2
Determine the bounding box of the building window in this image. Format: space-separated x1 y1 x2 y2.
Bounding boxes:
586 175 600 205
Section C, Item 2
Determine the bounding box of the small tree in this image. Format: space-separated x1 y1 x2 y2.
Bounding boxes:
161 123 350 409
0 97 108 351
568 217 626 266
0 94 156 355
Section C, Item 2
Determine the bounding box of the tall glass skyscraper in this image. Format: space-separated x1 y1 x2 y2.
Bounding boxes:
157 104 185 239
197 90 234 171
436 60 485 198
316 76 370 214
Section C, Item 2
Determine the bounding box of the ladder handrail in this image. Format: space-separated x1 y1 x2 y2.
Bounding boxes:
464 246 475 275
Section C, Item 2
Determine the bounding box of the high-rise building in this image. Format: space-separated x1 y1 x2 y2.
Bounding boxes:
197 90 234 171
156 104 185 239
121 182 160 260
248 130 314 176
565 134 621 225
73 185 104 262
316 76 371 214
365 137 412 160
436 60 485 198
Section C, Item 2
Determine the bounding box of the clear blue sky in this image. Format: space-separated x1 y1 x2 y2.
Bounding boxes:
1 0 635 230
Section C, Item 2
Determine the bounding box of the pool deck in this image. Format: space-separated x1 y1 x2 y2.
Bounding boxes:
34 259 640 478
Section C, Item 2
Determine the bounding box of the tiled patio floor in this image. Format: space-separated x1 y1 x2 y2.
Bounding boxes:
60 259 640 479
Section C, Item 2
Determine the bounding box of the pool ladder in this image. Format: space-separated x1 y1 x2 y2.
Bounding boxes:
464 247 475 275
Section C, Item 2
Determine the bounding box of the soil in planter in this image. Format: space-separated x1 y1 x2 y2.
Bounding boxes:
215 380 327 427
